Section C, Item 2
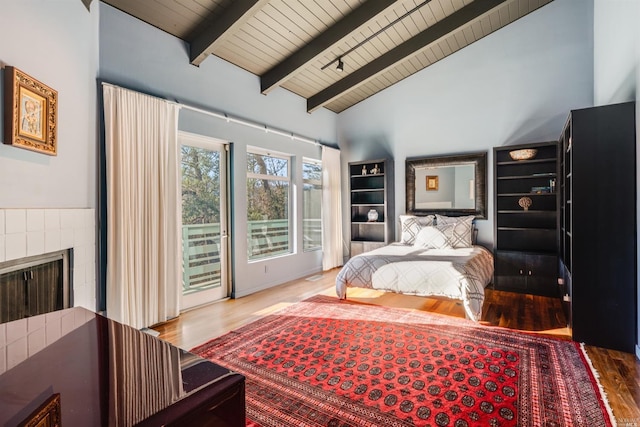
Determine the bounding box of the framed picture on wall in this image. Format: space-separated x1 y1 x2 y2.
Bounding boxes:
18 393 61 427
3 66 58 155
426 175 438 191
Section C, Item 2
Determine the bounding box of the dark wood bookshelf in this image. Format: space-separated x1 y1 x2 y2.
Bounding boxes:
559 102 636 353
493 141 560 297
349 159 394 257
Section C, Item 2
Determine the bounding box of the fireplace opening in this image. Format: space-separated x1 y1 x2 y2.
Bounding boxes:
0 249 73 324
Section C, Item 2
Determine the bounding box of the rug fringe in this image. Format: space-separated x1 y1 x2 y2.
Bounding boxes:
579 343 617 427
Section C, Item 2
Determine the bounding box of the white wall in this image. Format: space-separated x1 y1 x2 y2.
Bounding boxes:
99 4 338 297
592 0 640 357
593 0 639 105
0 1 99 311
0 0 99 208
337 0 594 250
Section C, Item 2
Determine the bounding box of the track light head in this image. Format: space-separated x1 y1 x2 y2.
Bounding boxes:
336 57 344 72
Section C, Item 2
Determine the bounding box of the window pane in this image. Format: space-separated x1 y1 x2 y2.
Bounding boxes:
246 150 292 260
247 152 289 177
181 146 222 295
303 161 322 251
247 178 290 260
182 146 220 224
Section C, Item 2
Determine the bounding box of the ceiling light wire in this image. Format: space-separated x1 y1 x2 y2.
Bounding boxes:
321 0 433 71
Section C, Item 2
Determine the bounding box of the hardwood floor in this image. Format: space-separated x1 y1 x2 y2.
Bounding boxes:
154 269 640 425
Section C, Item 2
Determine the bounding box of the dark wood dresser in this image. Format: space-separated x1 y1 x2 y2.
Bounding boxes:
0 307 245 426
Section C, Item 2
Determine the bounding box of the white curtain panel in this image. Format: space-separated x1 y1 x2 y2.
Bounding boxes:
321 145 344 270
103 85 181 329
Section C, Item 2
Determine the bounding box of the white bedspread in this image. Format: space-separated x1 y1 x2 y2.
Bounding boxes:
335 244 494 321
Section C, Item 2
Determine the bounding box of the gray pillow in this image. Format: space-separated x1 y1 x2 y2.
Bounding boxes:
399 214 435 244
435 214 474 248
413 225 455 249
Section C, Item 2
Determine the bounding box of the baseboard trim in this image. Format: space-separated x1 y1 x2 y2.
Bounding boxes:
234 268 324 299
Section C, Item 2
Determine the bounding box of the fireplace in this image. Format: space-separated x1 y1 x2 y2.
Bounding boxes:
0 249 73 324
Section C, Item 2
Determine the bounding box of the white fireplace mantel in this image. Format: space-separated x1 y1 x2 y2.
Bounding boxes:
0 208 96 312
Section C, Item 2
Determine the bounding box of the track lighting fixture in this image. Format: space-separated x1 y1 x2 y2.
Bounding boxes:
321 0 431 72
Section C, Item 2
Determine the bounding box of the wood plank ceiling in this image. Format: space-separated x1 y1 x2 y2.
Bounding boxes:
102 0 553 113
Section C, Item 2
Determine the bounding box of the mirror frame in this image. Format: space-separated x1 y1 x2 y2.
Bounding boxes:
406 151 487 219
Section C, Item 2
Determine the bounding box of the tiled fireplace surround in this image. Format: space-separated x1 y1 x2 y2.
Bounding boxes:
0 208 96 374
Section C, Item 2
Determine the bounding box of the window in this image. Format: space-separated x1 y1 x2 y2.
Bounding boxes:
302 159 322 251
246 149 291 260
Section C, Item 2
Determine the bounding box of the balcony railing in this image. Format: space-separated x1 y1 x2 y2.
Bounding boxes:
247 219 290 260
303 219 322 251
182 219 321 294
182 224 221 295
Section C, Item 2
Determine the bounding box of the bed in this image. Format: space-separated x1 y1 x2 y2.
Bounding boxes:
336 241 494 322
338 152 494 321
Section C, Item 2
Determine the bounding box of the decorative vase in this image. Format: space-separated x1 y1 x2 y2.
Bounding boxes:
367 209 379 222
518 196 532 211
361 165 367 175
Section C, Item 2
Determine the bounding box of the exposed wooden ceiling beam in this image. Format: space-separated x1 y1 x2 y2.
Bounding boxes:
260 0 398 95
188 0 270 66
307 0 507 113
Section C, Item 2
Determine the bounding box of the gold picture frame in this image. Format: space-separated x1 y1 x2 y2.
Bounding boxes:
426 175 438 191
18 393 61 427
3 66 58 155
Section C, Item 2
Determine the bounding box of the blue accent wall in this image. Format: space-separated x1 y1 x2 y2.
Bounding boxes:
337 0 594 248
99 3 338 298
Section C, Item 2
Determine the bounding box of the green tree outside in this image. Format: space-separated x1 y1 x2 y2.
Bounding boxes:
181 146 220 225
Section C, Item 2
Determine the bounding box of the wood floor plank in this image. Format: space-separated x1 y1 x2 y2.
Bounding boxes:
153 268 640 424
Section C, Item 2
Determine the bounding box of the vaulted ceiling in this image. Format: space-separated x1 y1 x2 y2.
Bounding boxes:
102 0 553 113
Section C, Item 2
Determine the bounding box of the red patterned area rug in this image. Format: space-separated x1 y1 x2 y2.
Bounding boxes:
191 295 615 427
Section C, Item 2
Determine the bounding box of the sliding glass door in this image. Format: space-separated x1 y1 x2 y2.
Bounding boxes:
179 132 229 310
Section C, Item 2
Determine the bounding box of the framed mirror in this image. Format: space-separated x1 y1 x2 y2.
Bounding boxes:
406 151 487 219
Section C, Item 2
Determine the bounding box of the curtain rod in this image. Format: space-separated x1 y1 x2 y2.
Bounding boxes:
101 82 322 147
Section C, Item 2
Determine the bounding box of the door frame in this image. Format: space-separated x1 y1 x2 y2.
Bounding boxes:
179 131 230 310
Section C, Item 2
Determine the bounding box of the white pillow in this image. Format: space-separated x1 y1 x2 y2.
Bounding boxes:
399 214 435 244
413 225 455 249
435 215 474 248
